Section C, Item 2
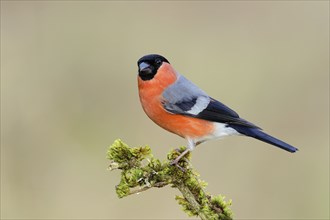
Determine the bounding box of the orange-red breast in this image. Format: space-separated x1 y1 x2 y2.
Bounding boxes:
137 54 298 163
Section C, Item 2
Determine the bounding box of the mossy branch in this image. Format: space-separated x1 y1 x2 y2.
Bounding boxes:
107 139 233 220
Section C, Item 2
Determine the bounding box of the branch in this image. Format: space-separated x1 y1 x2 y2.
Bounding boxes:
107 139 233 220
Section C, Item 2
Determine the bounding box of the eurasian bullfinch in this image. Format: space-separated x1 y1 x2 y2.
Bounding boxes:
137 54 298 164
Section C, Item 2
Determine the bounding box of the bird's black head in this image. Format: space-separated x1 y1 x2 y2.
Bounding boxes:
137 54 170 81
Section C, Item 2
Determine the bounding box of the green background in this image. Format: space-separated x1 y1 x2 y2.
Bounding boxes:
1 1 329 219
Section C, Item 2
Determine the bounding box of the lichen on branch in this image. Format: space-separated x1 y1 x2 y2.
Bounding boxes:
107 139 233 220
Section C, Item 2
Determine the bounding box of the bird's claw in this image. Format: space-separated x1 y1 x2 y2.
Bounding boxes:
170 159 186 172
169 148 191 172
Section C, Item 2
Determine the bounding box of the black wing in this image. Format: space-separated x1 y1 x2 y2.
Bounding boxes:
163 97 260 129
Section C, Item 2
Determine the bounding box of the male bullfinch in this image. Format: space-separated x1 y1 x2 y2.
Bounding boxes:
137 54 298 164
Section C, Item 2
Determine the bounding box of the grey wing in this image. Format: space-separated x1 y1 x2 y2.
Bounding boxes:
162 75 210 114
162 75 259 128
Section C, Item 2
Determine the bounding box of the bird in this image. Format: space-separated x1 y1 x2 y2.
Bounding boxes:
137 54 298 164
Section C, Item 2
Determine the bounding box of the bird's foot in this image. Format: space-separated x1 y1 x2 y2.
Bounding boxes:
170 160 186 172
169 148 190 172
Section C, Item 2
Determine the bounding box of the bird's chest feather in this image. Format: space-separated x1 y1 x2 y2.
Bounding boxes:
138 76 172 123
138 76 214 138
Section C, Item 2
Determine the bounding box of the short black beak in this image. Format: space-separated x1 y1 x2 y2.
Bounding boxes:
138 62 153 75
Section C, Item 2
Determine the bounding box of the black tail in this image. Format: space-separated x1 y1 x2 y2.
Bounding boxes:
229 125 298 153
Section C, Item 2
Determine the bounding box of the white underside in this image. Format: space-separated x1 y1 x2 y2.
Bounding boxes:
186 122 240 151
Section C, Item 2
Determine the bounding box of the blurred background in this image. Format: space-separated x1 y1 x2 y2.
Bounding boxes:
1 1 329 219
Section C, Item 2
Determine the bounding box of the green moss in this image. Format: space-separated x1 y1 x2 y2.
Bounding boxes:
107 139 132 162
107 139 233 220
175 195 199 217
210 195 234 219
115 179 130 198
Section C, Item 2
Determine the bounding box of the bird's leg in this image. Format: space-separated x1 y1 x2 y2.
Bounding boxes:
170 148 190 166
170 139 195 171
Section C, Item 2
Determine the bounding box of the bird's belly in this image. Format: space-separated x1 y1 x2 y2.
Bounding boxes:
139 95 214 139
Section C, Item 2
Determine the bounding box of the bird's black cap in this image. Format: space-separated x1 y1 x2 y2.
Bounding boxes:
137 54 170 65
137 54 170 81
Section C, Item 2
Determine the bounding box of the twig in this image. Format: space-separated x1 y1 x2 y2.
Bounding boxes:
107 139 233 220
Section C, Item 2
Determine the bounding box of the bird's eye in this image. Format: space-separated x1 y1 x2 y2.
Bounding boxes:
155 59 162 65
